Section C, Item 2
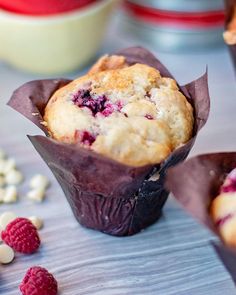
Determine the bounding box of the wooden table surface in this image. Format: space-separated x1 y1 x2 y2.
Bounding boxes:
0 18 236 295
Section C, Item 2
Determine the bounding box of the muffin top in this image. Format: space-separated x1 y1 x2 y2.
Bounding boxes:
44 56 194 167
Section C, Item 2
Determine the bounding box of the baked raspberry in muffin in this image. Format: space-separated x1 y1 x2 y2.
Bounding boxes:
211 168 236 247
44 55 194 167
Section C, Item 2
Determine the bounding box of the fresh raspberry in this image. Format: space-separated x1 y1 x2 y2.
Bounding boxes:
20 266 58 295
1 217 40 254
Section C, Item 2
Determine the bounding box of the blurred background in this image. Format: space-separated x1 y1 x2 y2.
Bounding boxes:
0 0 232 75
0 0 235 154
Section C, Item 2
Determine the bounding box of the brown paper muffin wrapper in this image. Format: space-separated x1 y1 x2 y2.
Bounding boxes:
8 47 210 236
166 152 236 284
225 0 236 70
229 45 236 70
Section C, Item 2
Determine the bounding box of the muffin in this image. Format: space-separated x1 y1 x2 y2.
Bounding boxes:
8 47 209 236
211 168 236 247
44 59 193 167
166 153 236 284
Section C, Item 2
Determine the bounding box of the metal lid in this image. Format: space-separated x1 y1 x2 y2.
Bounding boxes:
128 0 224 12
121 14 224 51
123 1 225 29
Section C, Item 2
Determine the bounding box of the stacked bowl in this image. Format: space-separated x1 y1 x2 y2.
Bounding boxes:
122 0 225 51
0 0 116 74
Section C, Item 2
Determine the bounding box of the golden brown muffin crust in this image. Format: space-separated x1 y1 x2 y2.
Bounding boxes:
88 55 128 74
44 58 194 167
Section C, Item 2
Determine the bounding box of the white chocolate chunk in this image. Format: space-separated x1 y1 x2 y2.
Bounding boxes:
29 174 49 190
0 149 6 159
3 186 18 203
0 176 5 187
0 188 5 202
28 216 43 230
5 169 23 185
27 188 45 202
0 212 17 230
0 244 14 264
3 158 16 175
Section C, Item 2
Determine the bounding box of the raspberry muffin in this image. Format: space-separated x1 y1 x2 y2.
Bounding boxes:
44 58 193 167
165 153 236 283
8 47 209 236
211 168 236 247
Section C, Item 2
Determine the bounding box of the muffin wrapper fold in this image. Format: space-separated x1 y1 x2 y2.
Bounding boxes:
166 152 236 285
225 0 236 70
8 47 210 236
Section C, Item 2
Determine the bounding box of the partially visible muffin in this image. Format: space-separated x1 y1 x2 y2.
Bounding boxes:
211 168 236 247
224 4 236 45
44 56 194 167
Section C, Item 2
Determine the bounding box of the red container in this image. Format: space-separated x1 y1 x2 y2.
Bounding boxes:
122 0 225 50
0 0 97 15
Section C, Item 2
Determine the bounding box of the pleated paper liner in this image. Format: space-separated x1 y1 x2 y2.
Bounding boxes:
225 0 236 71
8 47 210 236
166 152 236 285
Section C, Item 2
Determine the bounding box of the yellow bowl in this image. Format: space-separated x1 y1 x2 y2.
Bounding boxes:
0 0 116 74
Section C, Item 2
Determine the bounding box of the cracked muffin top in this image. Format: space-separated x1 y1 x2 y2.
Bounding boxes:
43 55 194 167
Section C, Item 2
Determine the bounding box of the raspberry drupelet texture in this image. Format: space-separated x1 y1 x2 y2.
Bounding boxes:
20 266 58 295
1 217 40 254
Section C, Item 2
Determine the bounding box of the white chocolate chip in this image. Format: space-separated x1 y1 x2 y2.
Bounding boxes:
28 216 43 230
3 158 16 175
27 188 45 202
0 212 17 230
149 172 160 181
0 244 14 264
40 121 48 127
29 174 49 190
5 169 23 185
0 149 6 159
0 176 5 187
0 188 5 202
3 186 18 203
